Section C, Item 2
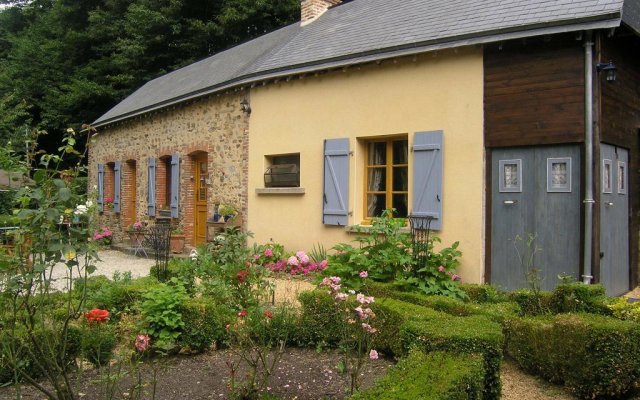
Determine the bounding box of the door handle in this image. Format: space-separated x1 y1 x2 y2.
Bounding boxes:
503 200 518 205
605 202 614 207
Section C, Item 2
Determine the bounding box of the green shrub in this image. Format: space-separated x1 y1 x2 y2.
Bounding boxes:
459 283 508 303
351 350 484 400
150 258 197 292
509 289 552 316
296 290 343 347
178 297 233 352
506 313 640 399
140 280 188 348
80 324 117 368
549 282 612 315
368 281 519 324
608 297 640 322
80 275 161 318
371 298 503 399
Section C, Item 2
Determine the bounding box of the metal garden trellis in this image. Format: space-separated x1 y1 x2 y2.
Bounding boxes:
408 214 435 269
147 223 171 281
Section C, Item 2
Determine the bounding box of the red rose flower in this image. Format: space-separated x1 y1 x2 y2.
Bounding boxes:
237 270 249 283
85 308 109 323
238 310 248 317
263 311 273 319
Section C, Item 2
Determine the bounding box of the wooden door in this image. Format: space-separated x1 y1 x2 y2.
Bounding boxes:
600 144 630 295
194 155 208 245
491 145 581 291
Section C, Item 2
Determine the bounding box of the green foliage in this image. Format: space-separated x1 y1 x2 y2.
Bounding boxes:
151 257 196 292
509 289 553 316
178 296 233 353
608 297 640 322
80 323 117 368
140 279 188 347
351 350 485 400
79 275 161 319
506 313 640 399
0 0 300 149
459 283 508 303
373 298 504 400
548 282 612 315
296 290 343 347
322 210 465 299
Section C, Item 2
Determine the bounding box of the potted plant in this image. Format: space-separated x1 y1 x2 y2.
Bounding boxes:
170 226 185 254
218 204 237 222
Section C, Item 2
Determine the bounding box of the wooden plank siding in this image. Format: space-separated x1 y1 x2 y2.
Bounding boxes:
484 37 585 148
600 31 640 289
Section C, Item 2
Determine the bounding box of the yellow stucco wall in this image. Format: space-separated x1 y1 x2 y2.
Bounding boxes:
248 47 485 283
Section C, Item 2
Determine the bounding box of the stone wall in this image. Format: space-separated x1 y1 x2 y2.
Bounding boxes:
88 91 250 248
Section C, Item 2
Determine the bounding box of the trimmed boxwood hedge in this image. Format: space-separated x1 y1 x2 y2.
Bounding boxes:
548 283 612 315
506 313 640 399
297 290 344 347
459 283 508 303
367 281 519 324
351 350 484 400
178 296 233 352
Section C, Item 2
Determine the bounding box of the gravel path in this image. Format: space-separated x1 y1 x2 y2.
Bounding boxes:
50 249 155 290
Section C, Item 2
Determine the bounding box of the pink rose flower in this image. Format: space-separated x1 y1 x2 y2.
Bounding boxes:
359 270 368 278
135 335 150 352
369 349 379 360
287 256 299 266
335 293 348 301
438 265 445 273
264 248 273 257
299 254 310 264
452 274 461 281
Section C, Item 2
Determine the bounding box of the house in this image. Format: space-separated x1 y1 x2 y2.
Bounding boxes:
89 0 640 295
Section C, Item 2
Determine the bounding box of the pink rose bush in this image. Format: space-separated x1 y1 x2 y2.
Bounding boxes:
263 250 328 276
319 274 379 394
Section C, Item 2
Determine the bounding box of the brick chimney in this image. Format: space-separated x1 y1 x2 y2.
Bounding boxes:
301 0 341 26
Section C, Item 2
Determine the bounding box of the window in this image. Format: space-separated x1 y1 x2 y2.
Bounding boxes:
618 161 627 194
158 156 172 209
264 154 300 187
602 159 612 193
498 159 522 193
547 157 571 193
364 138 408 219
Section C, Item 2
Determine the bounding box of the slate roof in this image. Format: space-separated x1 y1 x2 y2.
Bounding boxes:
94 0 633 127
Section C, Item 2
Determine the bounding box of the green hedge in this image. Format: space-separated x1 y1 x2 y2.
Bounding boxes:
178 297 233 352
296 290 344 347
351 350 484 400
506 313 640 399
509 289 553 316
548 283 612 315
368 281 519 324
78 275 161 318
459 283 508 303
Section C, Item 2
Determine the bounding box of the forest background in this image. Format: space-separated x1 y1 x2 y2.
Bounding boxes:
0 0 300 153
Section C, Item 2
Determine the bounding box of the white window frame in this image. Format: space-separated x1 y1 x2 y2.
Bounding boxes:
499 159 522 193
617 160 627 195
546 157 572 193
602 159 613 194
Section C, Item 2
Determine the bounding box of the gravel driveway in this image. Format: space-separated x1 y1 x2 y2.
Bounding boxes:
49 250 155 291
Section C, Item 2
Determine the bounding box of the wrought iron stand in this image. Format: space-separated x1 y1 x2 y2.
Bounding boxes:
147 224 171 281
409 215 435 268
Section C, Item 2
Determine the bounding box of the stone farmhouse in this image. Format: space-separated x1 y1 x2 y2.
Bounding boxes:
89 0 640 294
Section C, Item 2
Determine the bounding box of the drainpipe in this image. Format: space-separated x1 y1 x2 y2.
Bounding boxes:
583 31 595 284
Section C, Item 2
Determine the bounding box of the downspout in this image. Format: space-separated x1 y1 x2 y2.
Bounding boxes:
583 31 595 284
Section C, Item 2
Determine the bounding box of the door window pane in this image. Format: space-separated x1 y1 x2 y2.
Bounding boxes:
499 159 522 192
547 157 571 192
603 159 612 193
618 161 627 194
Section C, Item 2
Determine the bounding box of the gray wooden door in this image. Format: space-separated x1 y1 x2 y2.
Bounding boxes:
491 146 581 291
600 144 630 296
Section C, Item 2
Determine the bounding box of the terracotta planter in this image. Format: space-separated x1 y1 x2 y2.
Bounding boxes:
170 234 185 254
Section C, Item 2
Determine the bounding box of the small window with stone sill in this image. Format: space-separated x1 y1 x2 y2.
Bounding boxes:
264 154 300 188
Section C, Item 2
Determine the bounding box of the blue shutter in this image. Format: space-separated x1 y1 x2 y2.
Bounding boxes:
97 164 104 212
113 161 121 213
323 138 350 226
412 131 443 230
148 157 156 217
170 153 180 218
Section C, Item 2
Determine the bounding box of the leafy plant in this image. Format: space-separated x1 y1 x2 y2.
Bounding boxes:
140 279 188 348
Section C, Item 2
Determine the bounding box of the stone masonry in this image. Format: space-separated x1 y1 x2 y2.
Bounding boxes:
88 91 250 248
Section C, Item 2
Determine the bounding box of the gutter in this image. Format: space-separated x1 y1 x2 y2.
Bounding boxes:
583 31 595 284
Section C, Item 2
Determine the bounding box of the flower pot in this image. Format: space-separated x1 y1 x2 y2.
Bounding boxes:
170 234 185 254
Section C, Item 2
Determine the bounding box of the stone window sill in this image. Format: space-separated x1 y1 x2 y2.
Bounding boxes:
255 187 305 195
346 224 410 234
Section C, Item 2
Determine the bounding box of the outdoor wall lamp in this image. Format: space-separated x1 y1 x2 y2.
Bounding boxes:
240 99 251 115
596 61 617 82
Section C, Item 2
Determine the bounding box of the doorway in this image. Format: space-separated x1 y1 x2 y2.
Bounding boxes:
194 154 208 245
490 145 581 291
600 144 630 295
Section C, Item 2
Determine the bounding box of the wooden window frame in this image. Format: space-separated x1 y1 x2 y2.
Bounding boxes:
362 136 408 224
